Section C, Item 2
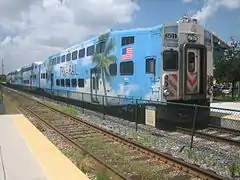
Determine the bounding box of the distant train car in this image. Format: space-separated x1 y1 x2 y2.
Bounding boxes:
8 16 229 123
32 61 43 89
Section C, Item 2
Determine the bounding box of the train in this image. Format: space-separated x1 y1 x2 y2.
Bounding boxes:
6 16 229 124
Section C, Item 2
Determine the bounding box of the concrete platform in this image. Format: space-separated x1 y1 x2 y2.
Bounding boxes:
210 102 240 121
0 114 90 180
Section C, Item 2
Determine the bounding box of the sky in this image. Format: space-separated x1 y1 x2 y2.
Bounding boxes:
0 0 240 73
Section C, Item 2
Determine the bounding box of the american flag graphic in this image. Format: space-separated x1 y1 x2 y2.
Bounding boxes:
121 47 132 60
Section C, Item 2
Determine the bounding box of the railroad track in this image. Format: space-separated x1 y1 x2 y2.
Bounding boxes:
177 125 240 147
4 87 227 180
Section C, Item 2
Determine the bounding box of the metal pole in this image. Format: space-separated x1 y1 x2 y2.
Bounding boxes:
135 99 138 131
190 105 198 149
1 58 4 75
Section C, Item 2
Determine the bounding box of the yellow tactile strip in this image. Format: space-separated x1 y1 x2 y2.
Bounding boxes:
12 114 90 180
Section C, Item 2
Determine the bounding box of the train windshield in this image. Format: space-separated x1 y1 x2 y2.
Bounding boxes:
163 50 178 71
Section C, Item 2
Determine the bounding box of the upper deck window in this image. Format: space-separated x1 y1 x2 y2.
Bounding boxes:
87 45 94 56
163 50 178 71
61 55 66 63
96 41 105 53
79 48 85 58
57 57 61 64
66 53 71 61
121 36 134 46
72 51 78 60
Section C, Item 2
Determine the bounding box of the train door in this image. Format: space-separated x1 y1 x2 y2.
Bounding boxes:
185 48 200 94
51 73 54 91
90 68 100 103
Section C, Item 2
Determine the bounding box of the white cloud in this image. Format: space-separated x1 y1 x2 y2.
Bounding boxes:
0 0 139 73
191 0 240 25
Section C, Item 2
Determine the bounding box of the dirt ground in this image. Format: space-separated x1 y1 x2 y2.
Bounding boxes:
1 89 20 114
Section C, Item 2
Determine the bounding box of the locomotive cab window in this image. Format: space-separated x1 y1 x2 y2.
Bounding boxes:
146 58 156 74
188 52 195 72
163 50 178 71
120 61 134 75
109 63 117 76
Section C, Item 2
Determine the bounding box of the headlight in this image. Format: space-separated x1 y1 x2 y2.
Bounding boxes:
187 34 198 43
163 89 170 97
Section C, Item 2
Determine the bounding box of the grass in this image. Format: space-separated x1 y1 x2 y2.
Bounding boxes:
228 162 240 177
45 101 78 115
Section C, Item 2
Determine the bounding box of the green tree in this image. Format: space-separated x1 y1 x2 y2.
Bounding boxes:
214 37 240 99
92 33 117 104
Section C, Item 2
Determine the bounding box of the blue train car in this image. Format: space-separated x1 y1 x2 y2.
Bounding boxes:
8 16 230 123
32 61 43 88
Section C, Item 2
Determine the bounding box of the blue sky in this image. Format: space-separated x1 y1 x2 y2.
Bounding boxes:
115 0 240 42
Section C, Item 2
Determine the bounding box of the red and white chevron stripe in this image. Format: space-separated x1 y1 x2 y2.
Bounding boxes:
168 74 178 97
186 72 198 93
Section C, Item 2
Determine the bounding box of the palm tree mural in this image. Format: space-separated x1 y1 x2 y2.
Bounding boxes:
92 32 117 104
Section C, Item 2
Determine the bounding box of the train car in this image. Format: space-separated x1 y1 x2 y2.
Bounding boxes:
32 61 43 89
8 16 229 123
21 64 33 87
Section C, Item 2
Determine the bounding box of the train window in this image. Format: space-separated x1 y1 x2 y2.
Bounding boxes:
120 61 134 75
53 58 56 65
188 52 195 72
121 36 135 46
146 58 156 74
56 79 60 86
66 79 70 87
43 73 46 79
96 41 105 53
45 73 48 79
41 73 43 79
163 50 178 71
66 53 71 61
79 48 85 58
109 63 117 76
78 78 84 88
71 79 77 87
72 51 78 60
57 57 61 64
87 45 94 56
61 55 66 63
61 79 65 87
